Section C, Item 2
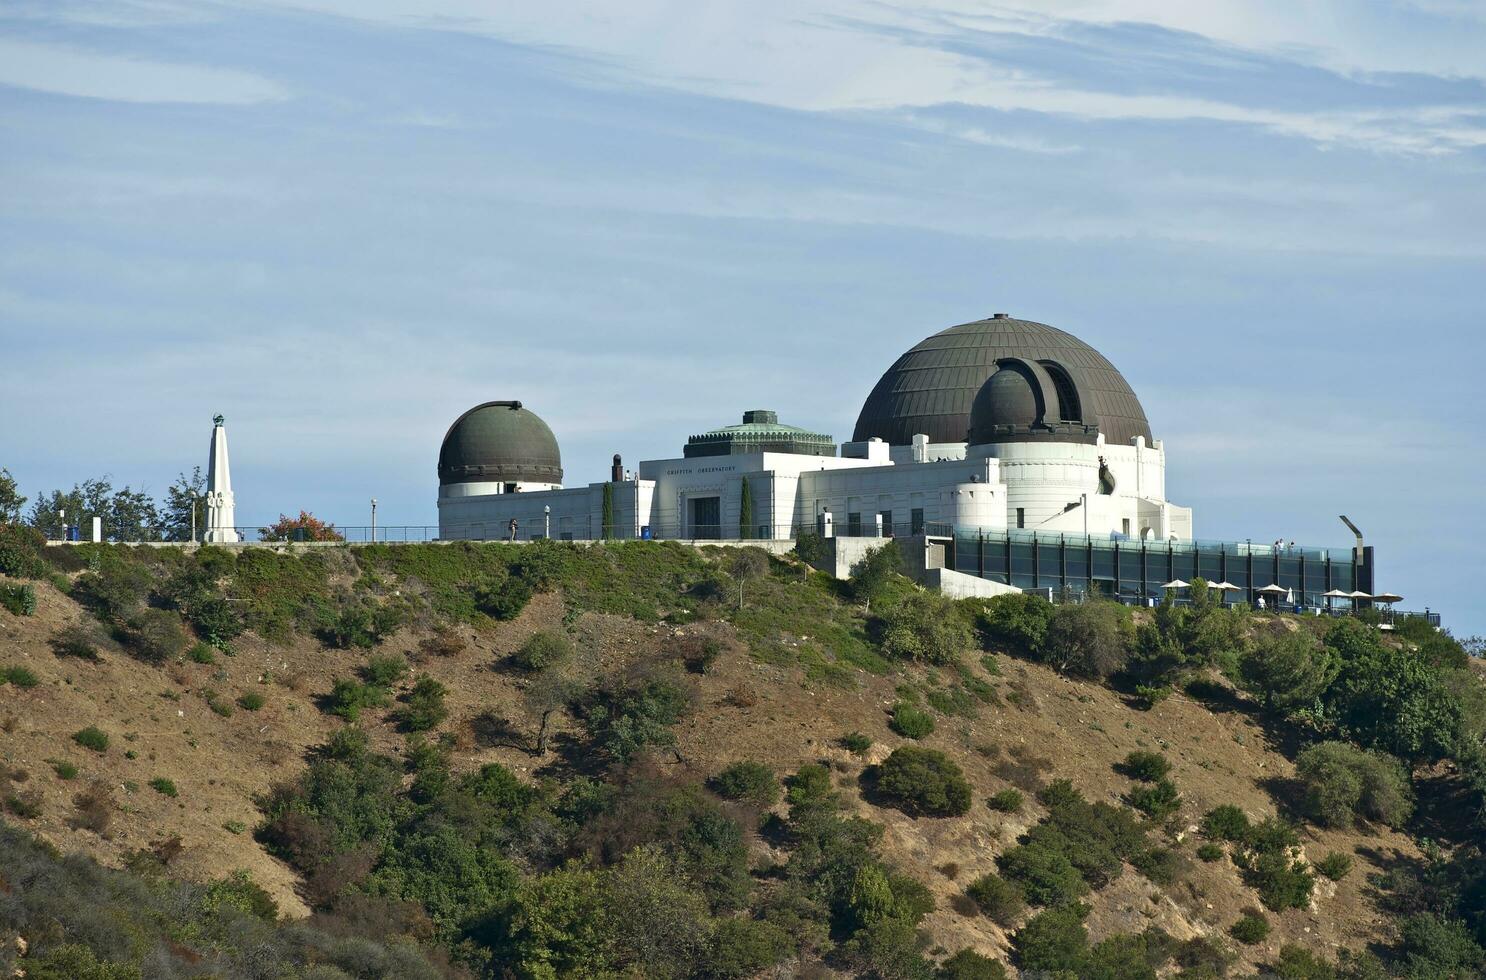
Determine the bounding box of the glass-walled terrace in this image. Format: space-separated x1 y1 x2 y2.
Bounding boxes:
950 528 1371 610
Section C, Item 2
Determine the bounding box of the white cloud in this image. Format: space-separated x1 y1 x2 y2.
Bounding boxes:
0 38 287 104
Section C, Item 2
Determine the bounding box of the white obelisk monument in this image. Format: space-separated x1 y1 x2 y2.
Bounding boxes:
204 414 240 543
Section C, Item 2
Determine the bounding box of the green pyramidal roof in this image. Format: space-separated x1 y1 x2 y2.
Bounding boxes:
683 410 835 459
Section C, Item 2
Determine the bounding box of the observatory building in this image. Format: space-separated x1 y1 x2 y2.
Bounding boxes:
437 315 1192 545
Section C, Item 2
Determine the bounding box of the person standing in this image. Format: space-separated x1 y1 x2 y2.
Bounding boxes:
507 518 518 542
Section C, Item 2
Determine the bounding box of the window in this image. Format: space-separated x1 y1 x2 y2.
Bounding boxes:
1122 518 1131 536
503 483 518 494
911 508 925 534
1016 508 1025 529
847 512 862 536
881 510 893 536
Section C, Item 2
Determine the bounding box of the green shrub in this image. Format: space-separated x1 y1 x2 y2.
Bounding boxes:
3 789 42 819
1239 849 1314 911
1118 750 1172 782
0 523 47 578
149 777 179 798
997 839 1088 907
1 583 37 616
3 665 39 688
398 676 448 732
710 917 793 977
187 642 216 664
363 653 407 687
937 948 1008 979
890 702 935 739
223 819 247 834
988 788 1024 813
206 693 233 717
121 608 189 665
1201 804 1250 842
878 591 973 664
977 592 1052 656
1042 601 1133 679
237 692 265 712
1239 631 1337 716
1229 909 1270 944
73 726 109 753
580 671 694 764
1132 846 1180 885
1267 945 1338 979
50 622 103 661
1012 903 1090 972
1294 741 1413 829
876 746 972 817
1127 778 1181 820
49 760 78 779
841 731 873 754
327 677 390 721
511 630 573 671
1315 851 1353 881
710 761 780 808
1196 842 1224 862
965 872 1025 925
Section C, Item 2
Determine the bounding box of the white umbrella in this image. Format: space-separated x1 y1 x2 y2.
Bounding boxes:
1256 584 1287 594
1286 588 1295 605
1160 580 1190 589
1321 589 1352 598
1208 581 1240 592
1373 592 1403 604
1349 591 1373 600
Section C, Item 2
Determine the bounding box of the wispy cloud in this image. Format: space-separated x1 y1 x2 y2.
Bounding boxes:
0 38 287 104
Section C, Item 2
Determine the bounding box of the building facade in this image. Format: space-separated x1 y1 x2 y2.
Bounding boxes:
437 315 1194 545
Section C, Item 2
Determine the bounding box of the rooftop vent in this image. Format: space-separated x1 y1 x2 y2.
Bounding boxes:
742 409 779 424
991 313 1009 319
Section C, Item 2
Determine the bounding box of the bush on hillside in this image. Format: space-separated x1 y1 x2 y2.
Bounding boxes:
875 746 972 817
710 761 780 808
976 592 1053 656
965 873 1025 925
3 666 39 688
120 608 189 665
1 582 37 616
937 948 1008 979
1316 851 1354 881
1127 778 1182 820
579 669 695 765
878 591 973 664
512 630 573 672
849 541 905 609
1118 750 1172 782
1042 601 1133 679
841 731 873 754
1294 741 1414 829
1230 909 1270 945
50 621 104 661
397 676 448 732
988 788 1024 813
1201 804 1251 842
363 653 407 687
0 523 47 578
1239 630 1338 717
73 726 109 753
327 677 391 721
889 702 935 739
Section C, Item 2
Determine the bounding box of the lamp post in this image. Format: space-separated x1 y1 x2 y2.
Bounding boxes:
544 505 550 540
191 494 198 545
57 509 65 542
370 498 378 544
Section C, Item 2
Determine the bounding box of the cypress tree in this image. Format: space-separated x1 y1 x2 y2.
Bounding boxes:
739 477 753 539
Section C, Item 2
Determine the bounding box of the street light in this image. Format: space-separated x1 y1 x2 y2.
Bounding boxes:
371 498 378 544
57 509 65 542
544 505 551 540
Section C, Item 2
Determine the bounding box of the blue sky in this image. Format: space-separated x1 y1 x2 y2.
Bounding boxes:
1 0 1482 634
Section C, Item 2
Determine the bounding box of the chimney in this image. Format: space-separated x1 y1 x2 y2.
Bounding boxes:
611 454 624 482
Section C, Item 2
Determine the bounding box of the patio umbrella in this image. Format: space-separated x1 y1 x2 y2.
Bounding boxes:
1321 589 1352 598
1160 580 1190 589
1256 584 1287 594
1208 581 1240 592
1372 592 1403 604
1349 591 1373 600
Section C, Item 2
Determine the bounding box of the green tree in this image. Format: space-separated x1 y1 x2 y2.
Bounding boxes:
976 592 1052 657
1240 630 1338 718
879 591 974 664
1294 741 1413 828
606 845 712 979
850 541 904 610
162 467 205 541
738 477 753 539
0 466 26 523
500 863 617 979
727 549 768 610
1323 619 1462 761
1043 601 1133 679
876 747 973 817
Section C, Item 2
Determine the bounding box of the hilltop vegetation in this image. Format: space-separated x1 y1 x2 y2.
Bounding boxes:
1 526 1485 978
